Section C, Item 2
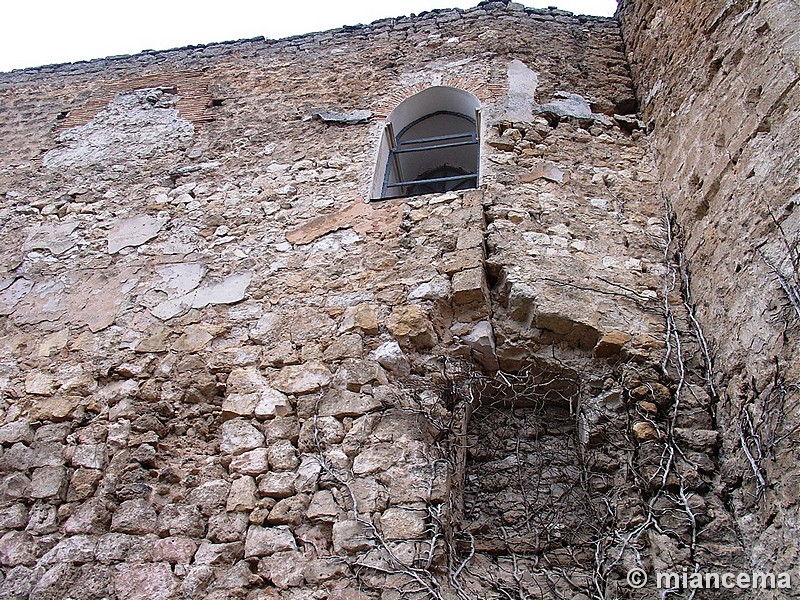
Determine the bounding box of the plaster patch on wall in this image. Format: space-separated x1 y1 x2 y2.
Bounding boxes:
505 59 539 121
42 88 194 169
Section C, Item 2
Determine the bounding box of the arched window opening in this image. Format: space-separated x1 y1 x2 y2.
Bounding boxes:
372 87 481 200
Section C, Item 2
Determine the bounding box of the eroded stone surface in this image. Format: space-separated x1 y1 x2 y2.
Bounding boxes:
107 215 164 254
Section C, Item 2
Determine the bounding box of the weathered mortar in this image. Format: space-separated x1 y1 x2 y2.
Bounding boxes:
620 0 800 592
0 0 788 598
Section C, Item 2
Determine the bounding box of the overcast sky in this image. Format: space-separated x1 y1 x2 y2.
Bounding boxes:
0 1 617 72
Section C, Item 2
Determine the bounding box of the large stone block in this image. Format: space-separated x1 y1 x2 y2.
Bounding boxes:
451 267 489 307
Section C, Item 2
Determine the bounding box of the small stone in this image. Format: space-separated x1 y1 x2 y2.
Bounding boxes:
271 362 332 394
113 562 177 600
594 331 632 358
37 535 95 567
312 109 372 124
0 531 39 566
207 512 249 543
379 508 427 540
461 320 499 370
263 416 300 443
439 248 483 275
268 439 300 471
30 396 80 421
0 421 33 445
0 504 28 529
172 325 214 352
451 267 489 306
386 305 436 348
332 520 373 553
259 550 306 589
637 401 658 415
456 229 484 250
0 473 32 500
258 472 298 499
112 499 157 534
674 428 720 450
30 466 67 499
632 421 659 442
226 476 258 512
135 329 171 353
369 340 410 376
298 417 345 451
267 495 310 526
254 389 293 419
157 504 205 538
193 541 244 565
303 558 350 584
107 215 164 254
65 498 110 534
631 383 672 406
24 371 55 396
220 419 265 455
408 276 451 301
339 304 379 335
22 221 79 255
0 442 32 471
294 456 322 493
229 448 270 475
318 389 383 418
151 537 198 564
221 393 258 419
306 490 339 522
245 525 297 557
25 503 58 534
332 359 387 391
187 480 230 516
352 444 400 475
190 272 252 309
323 333 363 361
71 444 106 469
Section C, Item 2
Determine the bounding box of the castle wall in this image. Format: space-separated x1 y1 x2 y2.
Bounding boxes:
619 0 800 585
0 1 768 598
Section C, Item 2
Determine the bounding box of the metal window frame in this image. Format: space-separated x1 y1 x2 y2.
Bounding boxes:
382 109 481 199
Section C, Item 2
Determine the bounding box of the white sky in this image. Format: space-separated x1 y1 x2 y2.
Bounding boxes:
0 1 617 72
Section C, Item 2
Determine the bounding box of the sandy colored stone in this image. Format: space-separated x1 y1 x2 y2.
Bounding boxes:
594 330 632 358
172 325 215 352
339 304 379 335
632 421 658 442
451 267 489 306
386 305 436 348
30 396 80 421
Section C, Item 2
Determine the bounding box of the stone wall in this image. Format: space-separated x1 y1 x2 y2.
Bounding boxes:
619 0 800 591
0 0 779 598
